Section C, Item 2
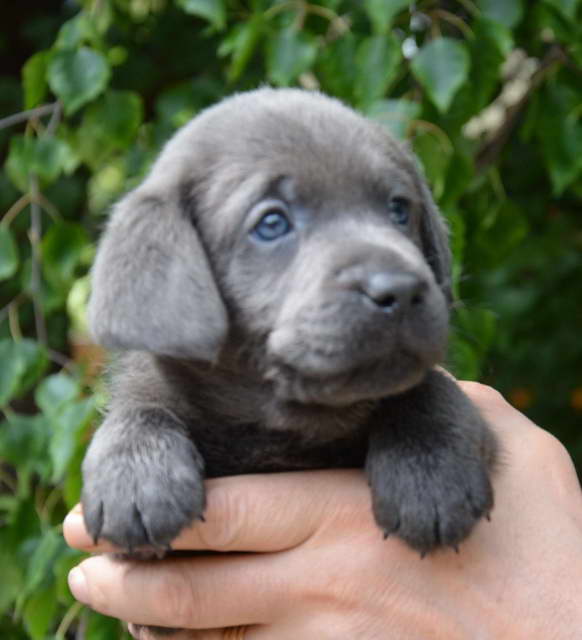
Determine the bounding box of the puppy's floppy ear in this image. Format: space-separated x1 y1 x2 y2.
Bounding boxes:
88 187 228 361
416 178 453 306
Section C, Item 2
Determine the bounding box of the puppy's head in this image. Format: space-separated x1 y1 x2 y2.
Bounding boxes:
89 88 451 406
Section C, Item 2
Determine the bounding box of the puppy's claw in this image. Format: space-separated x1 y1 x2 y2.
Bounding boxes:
451 544 460 554
91 501 104 545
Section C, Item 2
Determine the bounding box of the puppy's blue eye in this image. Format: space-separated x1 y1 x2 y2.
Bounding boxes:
388 197 410 226
251 210 292 241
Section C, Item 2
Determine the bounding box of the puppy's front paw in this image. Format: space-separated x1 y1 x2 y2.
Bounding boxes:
81 410 205 552
367 453 493 555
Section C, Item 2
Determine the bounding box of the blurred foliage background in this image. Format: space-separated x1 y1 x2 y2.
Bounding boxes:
1 0 581 637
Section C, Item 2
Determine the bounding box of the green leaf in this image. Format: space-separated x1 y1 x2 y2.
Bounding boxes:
35 372 80 417
411 38 469 113
355 34 402 107
22 586 58 640
0 227 18 280
5 135 77 191
48 47 111 115
50 397 96 483
55 12 100 49
543 0 580 19
41 221 91 288
77 90 143 166
22 51 49 110
365 98 420 139
177 0 226 30
0 340 26 406
15 339 49 396
317 33 357 101
85 610 127 639
220 15 264 83
537 84 582 194
479 0 524 27
0 545 24 616
21 528 65 598
266 28 317 87
413 130 452 200
364 0 411 34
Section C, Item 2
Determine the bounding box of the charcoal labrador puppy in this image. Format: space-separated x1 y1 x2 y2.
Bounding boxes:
83 88 497 566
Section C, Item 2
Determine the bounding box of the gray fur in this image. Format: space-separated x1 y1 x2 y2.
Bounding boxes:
83 89 496 570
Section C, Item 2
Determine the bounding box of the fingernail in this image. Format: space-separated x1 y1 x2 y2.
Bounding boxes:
63 511 94 547
68 567 90 605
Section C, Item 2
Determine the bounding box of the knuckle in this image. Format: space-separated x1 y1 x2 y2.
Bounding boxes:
198 484 247 551
151 565 197 628
460 381 507 409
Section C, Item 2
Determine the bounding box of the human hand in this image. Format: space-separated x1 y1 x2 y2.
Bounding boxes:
64 383 582 639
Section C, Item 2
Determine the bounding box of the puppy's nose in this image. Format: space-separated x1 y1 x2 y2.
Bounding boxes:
361 272 426 313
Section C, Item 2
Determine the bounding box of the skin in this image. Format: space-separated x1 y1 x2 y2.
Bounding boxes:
64 382 582 639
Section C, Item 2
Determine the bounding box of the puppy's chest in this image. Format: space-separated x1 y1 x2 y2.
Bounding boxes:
189 420 369 478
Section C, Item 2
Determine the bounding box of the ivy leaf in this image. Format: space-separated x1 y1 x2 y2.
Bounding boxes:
48 47 111 115
317 33 357 101
50 397 96 483
219 15 264 83
0 227 18 280
22 51 49 109
355 34 401 107
35 372 80 419
267 28 317 86
21 529 65 600
55 12 99 49
0 340 49 407
479 0 524 28
0 341 27 407
77 90 143 166
177 0 226 30
411 38 469 113
41 221 91 288
543 0 580 19
5 135 77 191
23 587 58 640
14 339 49 397
537 84 582 194
364 0 410 34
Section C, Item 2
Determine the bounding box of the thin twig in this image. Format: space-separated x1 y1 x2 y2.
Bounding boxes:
2 194 31 228
55 601 84 640
8 302 22 341
0 103 58 130
28 177 48 345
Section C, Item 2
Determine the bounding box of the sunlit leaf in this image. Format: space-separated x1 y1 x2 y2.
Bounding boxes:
355 34 401 107
479 0 524 27
22 51 49 109
50 397 96 483
177 0 226 30
364 0 411 34
48 47 111 115
411 38 469 112
41 221 91 288
266 28 317 87
35 372 80 417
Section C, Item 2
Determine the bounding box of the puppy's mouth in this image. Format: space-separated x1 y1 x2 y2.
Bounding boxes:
264 349 430 407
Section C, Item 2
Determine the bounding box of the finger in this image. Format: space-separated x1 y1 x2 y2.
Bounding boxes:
69 549 291 629
65 469 369 553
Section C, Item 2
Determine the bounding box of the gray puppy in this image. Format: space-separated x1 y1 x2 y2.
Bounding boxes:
83 88 497 565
